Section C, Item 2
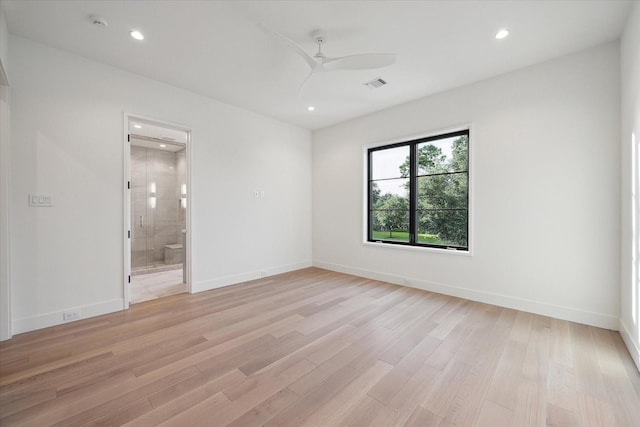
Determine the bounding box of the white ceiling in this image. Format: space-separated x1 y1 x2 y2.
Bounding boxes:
3 0 633 130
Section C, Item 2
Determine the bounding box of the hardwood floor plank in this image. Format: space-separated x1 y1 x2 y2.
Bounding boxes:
158 390 231 427
368 335 441 404
577 392 617 426
570 322 609 400
546 360 579 415
263 364 362 427
0 387 57 417
1 267 638 426
122 369 246 426
420 359 472 417
225 388 299 427
402 405 441 427
386 364 442 426
298 360 393 427
545 402 580 427
83 398 154 427
336 395 393 427
485 339 527 409
474 400 513 427
213 359 316 426
49 367 200 427
591 327 640 426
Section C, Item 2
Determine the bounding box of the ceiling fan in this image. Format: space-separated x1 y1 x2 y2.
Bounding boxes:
260 25 396 92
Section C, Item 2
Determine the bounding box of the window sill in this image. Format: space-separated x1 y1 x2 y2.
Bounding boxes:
362 240 472 257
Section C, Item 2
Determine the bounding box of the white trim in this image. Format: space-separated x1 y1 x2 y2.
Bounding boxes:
123 113 193 308
12 299 123 335
619 319 640 372
123 113 131 309
193 261 312 293
313 260 619 330
362 123 473 256
362 241 471 256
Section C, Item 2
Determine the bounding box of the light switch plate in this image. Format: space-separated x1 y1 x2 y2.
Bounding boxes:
29 193 53 207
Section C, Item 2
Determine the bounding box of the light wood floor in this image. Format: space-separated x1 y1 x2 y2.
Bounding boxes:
1 268 639 426
131 268 186 305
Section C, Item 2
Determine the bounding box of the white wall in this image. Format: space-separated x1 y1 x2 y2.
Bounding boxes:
0 1 8 74
9 36 312 333
0 0 10 341
313 42 620 329
620 2 640 371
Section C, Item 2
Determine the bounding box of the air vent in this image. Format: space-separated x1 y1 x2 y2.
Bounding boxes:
363 78 387 89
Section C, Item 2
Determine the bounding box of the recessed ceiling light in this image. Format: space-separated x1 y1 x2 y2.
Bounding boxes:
130 30 144 41
159 144 166 148
307 106 315 111
495 29 509 40
133 124 142 129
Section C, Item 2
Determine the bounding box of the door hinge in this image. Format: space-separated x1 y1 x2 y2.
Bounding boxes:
127 181 130 189
128 230 131 238
127 134 130 142
128 275 131 283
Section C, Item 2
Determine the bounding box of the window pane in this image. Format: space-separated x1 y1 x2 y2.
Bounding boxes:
416 209 467 247
371 208 410 242
371 145 410 180
417 173 467 209
372 178 408 200
371 177 409 242
417 134 468 175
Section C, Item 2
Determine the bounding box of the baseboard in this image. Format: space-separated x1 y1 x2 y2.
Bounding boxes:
193 260 313 293
313 260 619 330
619 319 640 372
12 299 124 335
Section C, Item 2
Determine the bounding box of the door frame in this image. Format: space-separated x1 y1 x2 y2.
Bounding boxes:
123 113 193 309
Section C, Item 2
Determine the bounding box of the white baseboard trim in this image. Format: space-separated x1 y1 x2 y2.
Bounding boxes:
12 299 124 335
313 260 619 330
619 319 640 373
193 260 312 293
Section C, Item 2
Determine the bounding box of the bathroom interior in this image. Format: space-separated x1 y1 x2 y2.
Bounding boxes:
129 122 188 304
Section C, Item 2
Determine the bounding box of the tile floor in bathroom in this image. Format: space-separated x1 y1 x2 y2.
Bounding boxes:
131 268 186 304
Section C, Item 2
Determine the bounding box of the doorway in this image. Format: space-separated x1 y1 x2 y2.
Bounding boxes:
124 116 191 306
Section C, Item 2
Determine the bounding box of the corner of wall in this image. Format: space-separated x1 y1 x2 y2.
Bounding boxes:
619 318 640 372
620 0 640 372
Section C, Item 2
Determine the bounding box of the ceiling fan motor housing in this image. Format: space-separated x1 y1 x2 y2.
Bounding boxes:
311 29 327 58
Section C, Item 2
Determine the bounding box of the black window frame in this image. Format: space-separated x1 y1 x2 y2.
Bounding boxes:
367 129 470 251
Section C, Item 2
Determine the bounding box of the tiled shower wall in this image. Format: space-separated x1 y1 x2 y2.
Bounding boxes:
131 146 186 270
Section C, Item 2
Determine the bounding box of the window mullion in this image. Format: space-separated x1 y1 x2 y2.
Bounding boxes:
367 150 373 242
409 142 417 244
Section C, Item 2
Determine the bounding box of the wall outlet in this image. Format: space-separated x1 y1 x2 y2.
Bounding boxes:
63 309 81 321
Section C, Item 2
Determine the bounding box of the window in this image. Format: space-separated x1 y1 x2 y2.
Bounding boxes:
368 129 469 251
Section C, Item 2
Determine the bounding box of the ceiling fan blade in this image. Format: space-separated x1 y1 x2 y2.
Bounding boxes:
257 24 317 70
323 53 396 71
297 71 315 95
